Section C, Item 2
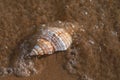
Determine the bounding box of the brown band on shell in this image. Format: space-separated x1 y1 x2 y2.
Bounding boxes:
37 39 54 55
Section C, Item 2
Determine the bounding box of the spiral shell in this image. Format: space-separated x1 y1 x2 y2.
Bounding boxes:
29 26 73 56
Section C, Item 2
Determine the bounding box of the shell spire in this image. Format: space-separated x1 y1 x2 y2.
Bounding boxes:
29 39 54 56
28 22 75 57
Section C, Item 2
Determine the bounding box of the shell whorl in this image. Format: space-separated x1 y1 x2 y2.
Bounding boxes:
29 27 72 56
42 27 72 51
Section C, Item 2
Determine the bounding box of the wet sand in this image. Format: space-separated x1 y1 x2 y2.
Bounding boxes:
0 0 120 80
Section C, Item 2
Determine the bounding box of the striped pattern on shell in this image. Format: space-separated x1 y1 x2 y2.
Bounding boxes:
41 27 72 51
29 27 72 56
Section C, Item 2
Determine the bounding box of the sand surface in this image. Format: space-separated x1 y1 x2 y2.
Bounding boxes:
0 0 120 80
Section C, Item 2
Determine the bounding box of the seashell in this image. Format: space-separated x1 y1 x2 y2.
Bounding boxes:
29 27 73 56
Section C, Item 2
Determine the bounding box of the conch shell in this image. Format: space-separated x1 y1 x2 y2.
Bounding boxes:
29 22 75 57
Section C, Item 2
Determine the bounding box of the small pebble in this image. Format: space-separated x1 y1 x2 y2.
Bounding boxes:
88 40 95 45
